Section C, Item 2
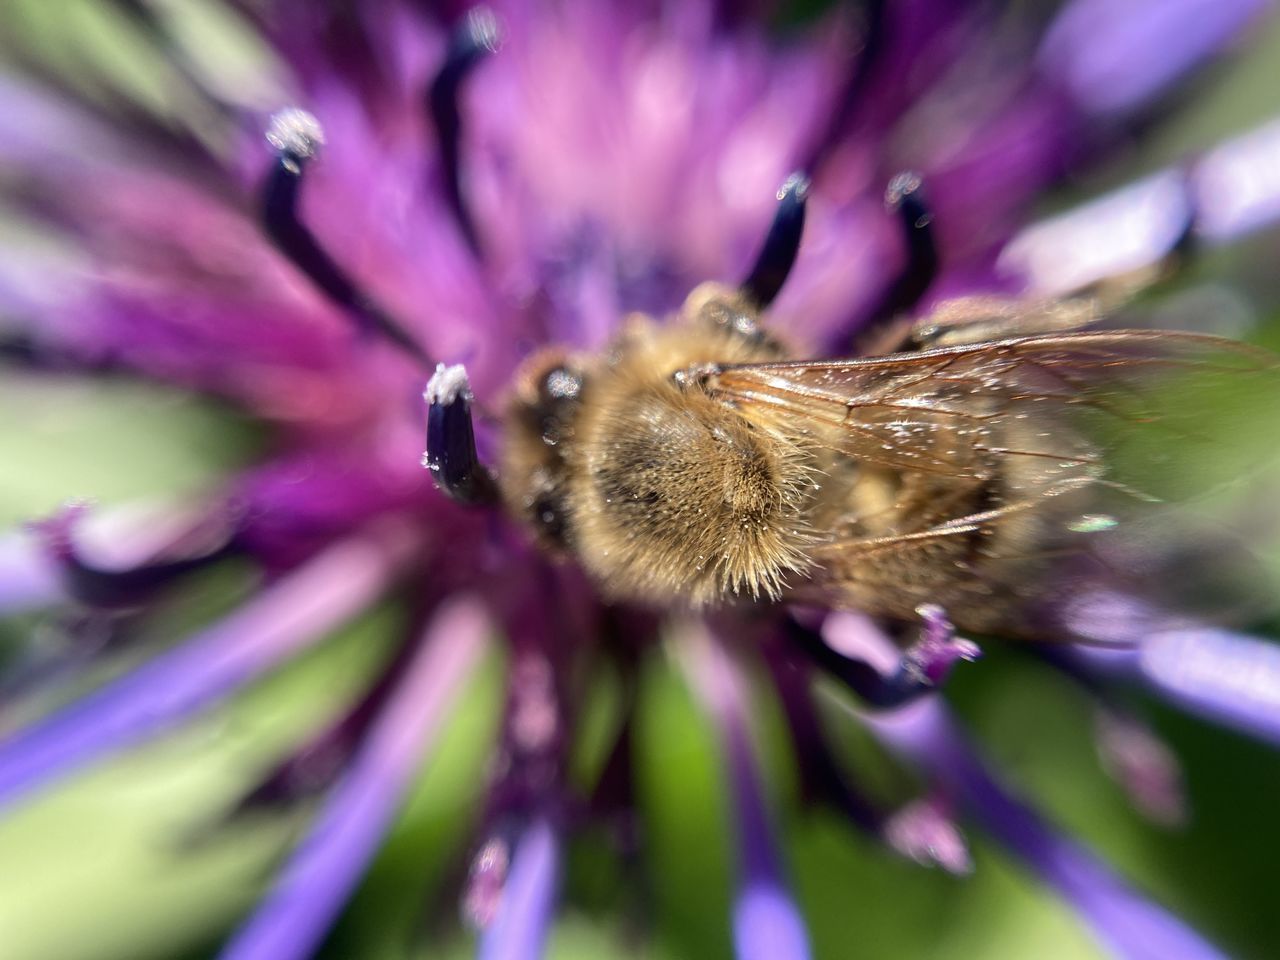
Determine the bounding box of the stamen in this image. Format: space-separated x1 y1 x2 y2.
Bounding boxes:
1033 646 1188 825
422 363 497 505
866 171 939 323
741 173 810 308
766 631 973 873
1094 707 1187 827
763 638 880 832
882 795 973 874
799 607 979 709
28 501 235 610
428 8 502 255
261 109 430 365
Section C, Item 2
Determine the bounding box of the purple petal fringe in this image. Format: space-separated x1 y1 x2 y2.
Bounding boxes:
219 596 490 960
683 625 813 960
0 526 415 810
477 819 561 960
866 698 1228 960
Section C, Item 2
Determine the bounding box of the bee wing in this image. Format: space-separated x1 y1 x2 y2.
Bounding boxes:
707 330 1277 484
705 330 1280 639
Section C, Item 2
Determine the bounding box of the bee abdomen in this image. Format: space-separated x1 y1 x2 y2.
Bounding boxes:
571 383 813 606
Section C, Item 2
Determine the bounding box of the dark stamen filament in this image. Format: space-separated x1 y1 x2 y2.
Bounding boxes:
423 363 497 504
261 109 430 365
741 173 810 308
866 171 938 324
428 7 501 255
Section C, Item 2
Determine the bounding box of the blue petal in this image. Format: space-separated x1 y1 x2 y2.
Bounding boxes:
0 529 413 810
1081 627 1280 748
478 819 561 960
733 882 813 960
219 597 490 960
0 531 59 613
1042 0 1268 115
867 698 1229 960
682 625 813 960
1002 115 1280 294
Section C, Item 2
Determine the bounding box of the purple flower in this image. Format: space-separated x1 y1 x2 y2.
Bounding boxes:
2 2 1280 958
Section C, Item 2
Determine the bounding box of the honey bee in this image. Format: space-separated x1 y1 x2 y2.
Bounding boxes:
498 281 1279 642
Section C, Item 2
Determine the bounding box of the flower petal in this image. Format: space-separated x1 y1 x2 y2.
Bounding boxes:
477 819 561 960
864 698 1229 960
1001 115 1280 295
219 596 490 960
0 531 60 614
1041 0 1268 116
681 624 813 960
1079 627 1280 748
0 525 416 809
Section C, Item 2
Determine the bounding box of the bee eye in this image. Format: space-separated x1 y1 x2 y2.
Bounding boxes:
541 367 583 402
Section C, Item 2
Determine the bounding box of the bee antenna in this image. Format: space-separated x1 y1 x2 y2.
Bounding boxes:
261 109 431 366
423 363 497 505
428 7 502 257
867 171 939 323
741 173 810 308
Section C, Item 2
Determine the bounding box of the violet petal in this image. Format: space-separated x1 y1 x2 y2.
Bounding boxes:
0 526 415 810
477 819 561 960
0 531 60 614
1041 0 1267 116
1079 627 1280 748
865 698 1229 960
682 625 813 960
219 597 490 960
1001 115 1280 295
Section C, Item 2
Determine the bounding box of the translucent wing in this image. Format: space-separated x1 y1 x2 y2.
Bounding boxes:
702 331 1280 640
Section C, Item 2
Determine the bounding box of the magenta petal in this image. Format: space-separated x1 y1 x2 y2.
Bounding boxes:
867 698 1228 960
219 597 491 960
0 527 415 809
477 819 561 960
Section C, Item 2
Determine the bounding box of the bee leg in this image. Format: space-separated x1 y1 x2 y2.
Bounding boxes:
423 363 497 505
791 605 980 708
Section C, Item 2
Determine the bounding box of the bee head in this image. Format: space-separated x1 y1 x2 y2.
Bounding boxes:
500 349 590 550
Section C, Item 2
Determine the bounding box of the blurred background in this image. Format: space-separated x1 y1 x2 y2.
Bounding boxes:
2 2 1280 959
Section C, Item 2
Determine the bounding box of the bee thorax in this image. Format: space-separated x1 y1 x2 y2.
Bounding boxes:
570 382 814 607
